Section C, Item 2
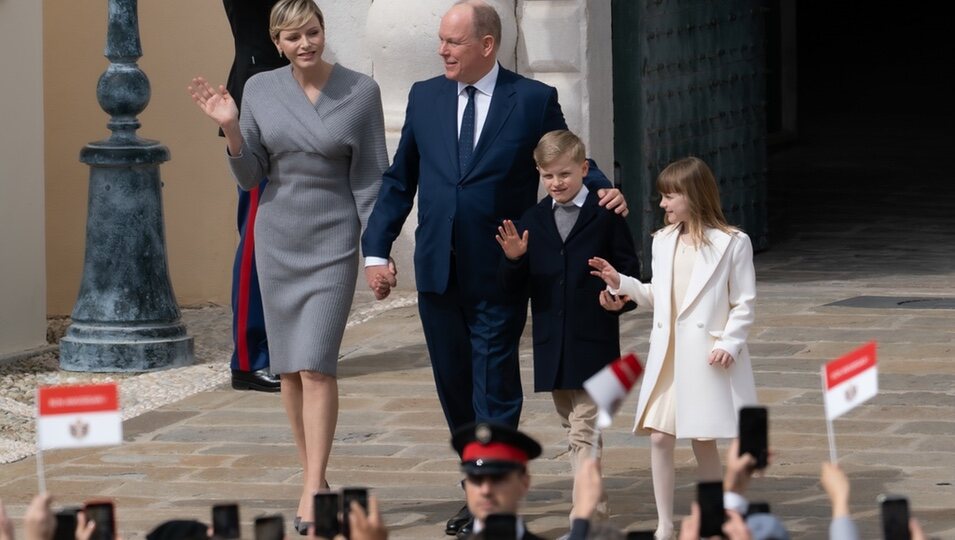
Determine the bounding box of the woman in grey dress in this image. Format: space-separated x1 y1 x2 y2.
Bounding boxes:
188 0 388 530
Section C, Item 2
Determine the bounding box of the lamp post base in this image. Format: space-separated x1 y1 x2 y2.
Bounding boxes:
60 322 194 372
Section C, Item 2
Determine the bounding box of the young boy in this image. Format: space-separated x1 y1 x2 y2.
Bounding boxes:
495 129 639 520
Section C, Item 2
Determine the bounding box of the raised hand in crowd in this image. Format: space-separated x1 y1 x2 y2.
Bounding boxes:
74 511 104 540
22 494 55 540
343 495 387 540
678 503 751 540
309 495 387 540
724 439 759 498
820 463 851 519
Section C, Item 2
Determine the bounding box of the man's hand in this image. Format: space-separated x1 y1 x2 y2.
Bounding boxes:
820 462 851 518
596 188 628 216
345 496 387 540
724 439 757 497
598 290 629 312
722 510 752 540
364 260 397 301
495 220 528 261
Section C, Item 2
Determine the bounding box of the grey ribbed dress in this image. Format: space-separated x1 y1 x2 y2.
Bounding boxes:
227 63 388 375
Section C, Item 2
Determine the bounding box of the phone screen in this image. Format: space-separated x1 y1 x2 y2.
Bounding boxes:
483 513 517 539
212 503 240 539
738 406 769 469
626 531 655 540
253 514 284 540
83 501 115 540
313 492 341 538
341 487 368 539
54 507 80 540
697 481 725 538
879 495 911 540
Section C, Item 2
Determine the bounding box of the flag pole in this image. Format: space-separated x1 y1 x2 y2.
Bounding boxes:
35 388 47 493
821 366 838 463
590 428 602 460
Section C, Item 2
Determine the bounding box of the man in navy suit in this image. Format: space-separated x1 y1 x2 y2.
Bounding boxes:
360 2 626 533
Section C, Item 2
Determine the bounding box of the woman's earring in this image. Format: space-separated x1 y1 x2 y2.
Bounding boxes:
278 49 283 58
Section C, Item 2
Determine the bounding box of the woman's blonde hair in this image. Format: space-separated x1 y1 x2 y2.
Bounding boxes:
656 156 736 245
270 0 325 41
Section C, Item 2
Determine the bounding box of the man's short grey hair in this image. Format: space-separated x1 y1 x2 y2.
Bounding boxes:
455 0 502 49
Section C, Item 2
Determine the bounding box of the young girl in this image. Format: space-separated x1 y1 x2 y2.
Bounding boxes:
589 157 757 539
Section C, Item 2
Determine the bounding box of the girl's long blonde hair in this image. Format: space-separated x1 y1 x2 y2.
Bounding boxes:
656 156 736 246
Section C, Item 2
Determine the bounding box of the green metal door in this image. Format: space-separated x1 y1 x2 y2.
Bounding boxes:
612 0 768 279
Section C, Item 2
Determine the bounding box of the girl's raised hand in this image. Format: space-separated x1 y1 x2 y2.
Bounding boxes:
495 219 529 260
588 257 621 290
187 76 238 128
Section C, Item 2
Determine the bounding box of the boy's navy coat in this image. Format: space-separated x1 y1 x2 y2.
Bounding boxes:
500 190 639 392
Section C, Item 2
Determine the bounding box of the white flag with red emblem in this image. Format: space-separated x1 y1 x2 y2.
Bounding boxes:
36 383 122 450
584 353 644 428
823 342 878 421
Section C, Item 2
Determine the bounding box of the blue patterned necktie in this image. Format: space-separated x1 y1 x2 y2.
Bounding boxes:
458 85 477 173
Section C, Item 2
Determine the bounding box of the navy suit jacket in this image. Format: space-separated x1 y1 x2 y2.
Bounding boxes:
499 191 639 391
362 66 610 302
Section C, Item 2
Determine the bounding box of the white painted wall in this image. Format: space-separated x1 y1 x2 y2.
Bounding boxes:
0 0 48 356
518 0 614 172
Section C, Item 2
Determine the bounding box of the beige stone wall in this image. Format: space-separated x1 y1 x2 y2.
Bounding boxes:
0 0 47 355
44 1 237 315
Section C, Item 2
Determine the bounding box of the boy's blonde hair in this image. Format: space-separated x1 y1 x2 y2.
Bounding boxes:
270 0 325 41
534 130 586 167
656 156 736 245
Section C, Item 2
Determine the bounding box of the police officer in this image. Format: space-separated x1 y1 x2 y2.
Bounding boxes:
451 422 545 540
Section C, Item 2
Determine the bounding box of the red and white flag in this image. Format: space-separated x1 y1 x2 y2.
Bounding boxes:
584 353 644 428
823 342 878 421
36 383 122 450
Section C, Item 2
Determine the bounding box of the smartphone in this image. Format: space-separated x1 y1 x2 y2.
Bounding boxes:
253 514 284 540
483 513 517 539
626 531 656 540
341 487 368 539
313 491 341 538
879 494 911 540
82 501 115 540
53 507 80 540
697 481 725 538
747 501 771 515
738 406 768 469
212 503 241 539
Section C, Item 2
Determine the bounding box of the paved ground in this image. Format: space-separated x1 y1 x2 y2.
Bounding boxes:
2 112 954 538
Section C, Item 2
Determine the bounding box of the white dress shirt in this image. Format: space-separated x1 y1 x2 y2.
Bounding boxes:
456 61 499 147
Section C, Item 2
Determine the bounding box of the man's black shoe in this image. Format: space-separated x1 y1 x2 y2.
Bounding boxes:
445 505 472 536
454 518 474 539
231 369 281 392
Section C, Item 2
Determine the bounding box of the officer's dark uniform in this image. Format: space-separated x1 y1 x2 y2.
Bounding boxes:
451 422 545 540
221 0 288 392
